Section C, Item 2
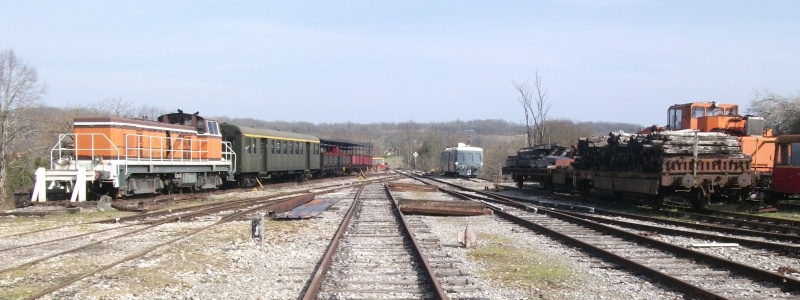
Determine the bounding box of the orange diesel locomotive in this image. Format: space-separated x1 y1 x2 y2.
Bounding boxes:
32 111 235 202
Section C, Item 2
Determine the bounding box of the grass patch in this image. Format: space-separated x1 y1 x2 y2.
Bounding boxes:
757 212 800 221
0 255 93 299
708 203 800 221
468 233 575 290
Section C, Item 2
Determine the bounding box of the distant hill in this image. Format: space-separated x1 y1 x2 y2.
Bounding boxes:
578 121 645 136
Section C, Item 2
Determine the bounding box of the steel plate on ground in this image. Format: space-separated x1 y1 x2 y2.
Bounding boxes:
274 198 341 219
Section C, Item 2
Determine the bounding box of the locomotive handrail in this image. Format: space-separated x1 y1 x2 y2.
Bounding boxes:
222 141 236 174
50 133 121 170
124 134 210 162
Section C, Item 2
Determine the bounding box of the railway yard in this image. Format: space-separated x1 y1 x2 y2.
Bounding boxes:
0 172 798 299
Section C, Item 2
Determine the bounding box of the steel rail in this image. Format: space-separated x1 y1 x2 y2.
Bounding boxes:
409 174 800 297
455 190 800 254
302 183 449 300
0 194 283 275
21 193 314 300
495 203 800 291
493 191 800 244
386 185 449 300
302 184 365 300
0 176 397 240
491 208 726 299
435 174 800 244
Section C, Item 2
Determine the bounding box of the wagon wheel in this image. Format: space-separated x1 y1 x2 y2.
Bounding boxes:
691 186 710 210
763 191 777 205
578 179 591 200
649 194 665 211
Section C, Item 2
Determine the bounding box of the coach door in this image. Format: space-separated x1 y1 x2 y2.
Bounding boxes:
261 139 269 173
305 142 310 170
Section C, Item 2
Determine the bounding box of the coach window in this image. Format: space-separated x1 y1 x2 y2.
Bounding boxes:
793 143 800 166
283 141 288 154
251 139 256 155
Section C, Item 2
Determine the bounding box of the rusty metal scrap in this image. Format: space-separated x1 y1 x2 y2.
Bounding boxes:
387 183 439 192
398 199 491 216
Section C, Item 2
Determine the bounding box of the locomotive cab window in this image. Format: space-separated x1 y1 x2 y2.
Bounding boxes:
197 120 206 133
207 121 220 135
692 106 705 118
668 108 682 129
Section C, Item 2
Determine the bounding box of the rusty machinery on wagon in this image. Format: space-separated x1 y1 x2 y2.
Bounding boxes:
503 101 774 209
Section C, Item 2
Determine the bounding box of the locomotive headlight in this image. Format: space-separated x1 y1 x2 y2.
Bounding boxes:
454 162 459 166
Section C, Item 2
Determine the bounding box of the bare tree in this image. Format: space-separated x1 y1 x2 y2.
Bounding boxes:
512 79 534 147
513 71 552 146
748 90 800 135
0 49 46 203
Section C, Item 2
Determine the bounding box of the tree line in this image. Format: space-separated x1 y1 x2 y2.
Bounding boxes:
2 48 797 207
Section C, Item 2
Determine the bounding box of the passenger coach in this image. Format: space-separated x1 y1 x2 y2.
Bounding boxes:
220 124 320 186
769 134 800 202
440 143 483 177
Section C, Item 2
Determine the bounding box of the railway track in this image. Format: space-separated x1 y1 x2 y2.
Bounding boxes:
1 194 301 300
303 183 448 299
434 175 800 243
492 202 800 299
1 177 399 299
409 173 800 299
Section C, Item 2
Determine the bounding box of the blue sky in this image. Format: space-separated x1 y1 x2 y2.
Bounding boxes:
2 1 798 127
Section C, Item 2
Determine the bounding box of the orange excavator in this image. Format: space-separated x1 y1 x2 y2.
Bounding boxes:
652 101 776 194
